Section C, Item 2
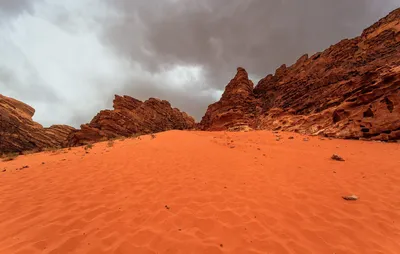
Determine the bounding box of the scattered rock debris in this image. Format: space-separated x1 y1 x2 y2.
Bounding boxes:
16 165 29 171
342 195 358 201
331 154 345 161
165 205 170 210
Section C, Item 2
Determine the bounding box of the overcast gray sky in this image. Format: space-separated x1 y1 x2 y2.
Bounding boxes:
0 0 398 127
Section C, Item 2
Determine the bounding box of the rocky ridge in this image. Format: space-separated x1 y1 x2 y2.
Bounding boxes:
67 95 195 146
199 67 261 130
0 94 76 153
1 94 195 153
200 8 400 141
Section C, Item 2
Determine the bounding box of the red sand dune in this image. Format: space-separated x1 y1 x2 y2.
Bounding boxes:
0 131 399 254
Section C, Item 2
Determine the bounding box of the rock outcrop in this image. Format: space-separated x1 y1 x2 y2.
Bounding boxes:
68 95 195 146
0 94 76 153
200 67 261 130
200 8 400 141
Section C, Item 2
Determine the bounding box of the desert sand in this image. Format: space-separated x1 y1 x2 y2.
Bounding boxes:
0 130 399 254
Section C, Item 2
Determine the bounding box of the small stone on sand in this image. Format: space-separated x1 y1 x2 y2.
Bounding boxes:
331 154 345 161
342 195 358 201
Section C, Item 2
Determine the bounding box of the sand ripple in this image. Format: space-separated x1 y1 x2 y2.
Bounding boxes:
1 131 399 253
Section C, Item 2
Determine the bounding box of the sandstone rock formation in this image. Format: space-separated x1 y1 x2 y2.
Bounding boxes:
0 94 76 153
68 95 195 146
200 8 400 141
199 67 261 130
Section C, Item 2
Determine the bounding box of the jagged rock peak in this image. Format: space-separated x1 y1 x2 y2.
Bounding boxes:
113 95 143 111
235 67 249 78
221 67 254 100
68 94 196 146
200 8 400 141
199 67 260 131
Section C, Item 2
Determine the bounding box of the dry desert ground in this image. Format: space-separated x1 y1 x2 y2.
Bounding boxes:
0 131 399 254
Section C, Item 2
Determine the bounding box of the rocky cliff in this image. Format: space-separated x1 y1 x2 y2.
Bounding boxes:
68 95 195 146
200 8 400 141
199 67 261 130
0 94 76 153
1 93 195 151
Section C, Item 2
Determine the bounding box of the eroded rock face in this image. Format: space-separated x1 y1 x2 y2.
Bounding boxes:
68 95 195 146
200 8 400 141
199 67 261 130
0 94 76 153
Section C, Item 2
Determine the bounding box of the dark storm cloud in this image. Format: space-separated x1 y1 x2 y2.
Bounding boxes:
101 0 398 120
0 0 398 126
0 0 37 19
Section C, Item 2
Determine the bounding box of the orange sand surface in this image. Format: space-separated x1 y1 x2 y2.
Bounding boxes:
0 131 399 254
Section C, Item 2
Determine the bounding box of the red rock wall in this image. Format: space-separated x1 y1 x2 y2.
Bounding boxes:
199 67 261 131
0 94 76 153
68 95 196 146
200 8 400 141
